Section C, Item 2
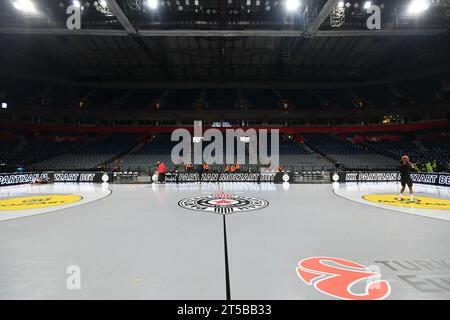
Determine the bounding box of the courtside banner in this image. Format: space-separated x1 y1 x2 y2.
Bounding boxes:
0 172 50 186
333 171 450 187
51 172 113 183
165 172 283 183
411 173 450 186
0 172 113 186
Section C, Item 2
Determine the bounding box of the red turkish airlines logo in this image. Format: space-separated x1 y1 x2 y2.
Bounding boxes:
296 257 391 300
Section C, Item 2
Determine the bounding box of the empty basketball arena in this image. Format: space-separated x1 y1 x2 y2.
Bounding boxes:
0 0 450 304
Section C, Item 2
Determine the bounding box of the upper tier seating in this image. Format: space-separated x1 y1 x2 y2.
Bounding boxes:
351 84 392 108
242 89 279 109
1 75 448 111
114 89 164 110
205 89 239 109
314 89 356 109
165 89 201 109
278 89 321 109
395 76 441 105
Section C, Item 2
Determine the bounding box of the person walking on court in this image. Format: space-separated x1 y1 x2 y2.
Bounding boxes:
157 161 167 184
398 155 414 202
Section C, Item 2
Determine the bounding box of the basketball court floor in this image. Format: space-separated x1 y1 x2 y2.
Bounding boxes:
0 181 449 300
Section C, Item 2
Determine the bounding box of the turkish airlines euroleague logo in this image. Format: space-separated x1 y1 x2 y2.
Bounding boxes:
296 257 391 300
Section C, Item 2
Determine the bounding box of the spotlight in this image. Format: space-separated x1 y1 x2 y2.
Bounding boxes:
407 0 430 15
337 1 344 8
73 0 81 8
12 0 38 14
363 1 371 9
1 102 7 109
285 0 300 12
145 0 159 9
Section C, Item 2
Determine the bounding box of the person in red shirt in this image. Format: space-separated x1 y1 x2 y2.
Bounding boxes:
157 161 167 184
113 159 122 172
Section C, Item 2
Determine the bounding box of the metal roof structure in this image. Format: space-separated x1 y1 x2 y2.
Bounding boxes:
0 0 449 84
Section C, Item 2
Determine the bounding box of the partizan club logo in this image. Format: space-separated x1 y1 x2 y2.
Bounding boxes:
178 193 268 215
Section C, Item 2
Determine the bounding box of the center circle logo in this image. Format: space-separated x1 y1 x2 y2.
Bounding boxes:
0 195 82 211
363 194 450 210
178 193 269 215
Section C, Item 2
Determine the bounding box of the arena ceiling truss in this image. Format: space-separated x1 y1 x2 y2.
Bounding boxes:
0 0 449 83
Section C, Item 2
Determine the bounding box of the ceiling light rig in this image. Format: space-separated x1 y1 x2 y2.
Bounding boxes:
407 0 430 15
93 0 112 15
285 0 301 12
145 0 159 10
12 0 39 15
126 0 141 10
